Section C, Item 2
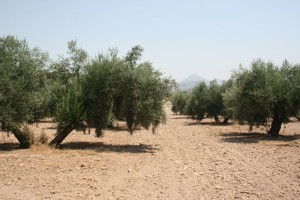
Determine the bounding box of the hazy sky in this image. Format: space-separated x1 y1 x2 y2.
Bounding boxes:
1 0 300 81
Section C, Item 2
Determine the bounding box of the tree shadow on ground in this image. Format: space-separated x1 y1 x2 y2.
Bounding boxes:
171 116 188 120
220 132 300 144
47 126 57 130
185 121 234 126
0 142 20 151
170 114 188 120
59 142 159 154
37 119 55 123
107 126 142 132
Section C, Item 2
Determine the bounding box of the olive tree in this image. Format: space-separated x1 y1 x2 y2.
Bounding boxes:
126 62 172 133
184 82 209 121
49 41 89 146
0 36 48 148
50 44 173 145
225 60 277 131
49 78 86 146
83 49 127 137
225 59 300 136
206 80 224 123
123 46 173 133
267 61 300 135
171 91 187 115
183 80 230 123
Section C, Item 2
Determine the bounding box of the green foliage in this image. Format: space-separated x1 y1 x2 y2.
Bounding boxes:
125 45 144 68
49 77 86 146
229 60 272 126
175 79 231 123
171 91 187 114
184 82 209 121
222 80 237 120
49 57 73 84
45 40 89 118
83 49 127 136
226 59 300 135
67 40 88 75
206 80 224 122
123 46 173 133
83 46 173 135
54 78 86 130
49 44 172 144
0 36 48 148
127 62 172 133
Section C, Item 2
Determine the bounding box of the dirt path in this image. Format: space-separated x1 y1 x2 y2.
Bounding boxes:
1 106 300 199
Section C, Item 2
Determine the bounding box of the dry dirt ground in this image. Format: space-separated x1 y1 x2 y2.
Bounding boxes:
1 105 300 200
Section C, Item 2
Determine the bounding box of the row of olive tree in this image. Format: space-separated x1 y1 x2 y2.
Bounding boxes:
224 60 300 136
171 60 300 136
172 80 231 123
50 45 174 146
0 36 174 148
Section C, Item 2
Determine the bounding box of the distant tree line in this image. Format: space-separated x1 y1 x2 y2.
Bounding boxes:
0 36 174 148
171 60 300 137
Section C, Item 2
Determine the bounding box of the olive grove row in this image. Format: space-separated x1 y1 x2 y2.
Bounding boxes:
0 36 174 148
171 60 300 136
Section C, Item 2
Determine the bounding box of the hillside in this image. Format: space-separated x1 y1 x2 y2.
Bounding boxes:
179 74 223 91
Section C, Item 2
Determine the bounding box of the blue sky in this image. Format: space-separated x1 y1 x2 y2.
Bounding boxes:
1 0 300 81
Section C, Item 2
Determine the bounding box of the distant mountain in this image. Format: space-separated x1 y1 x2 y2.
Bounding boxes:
178 74 224 91
181 74 209 83
179 74 209 91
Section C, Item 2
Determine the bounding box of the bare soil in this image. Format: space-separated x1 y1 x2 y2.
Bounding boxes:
1 105 300 200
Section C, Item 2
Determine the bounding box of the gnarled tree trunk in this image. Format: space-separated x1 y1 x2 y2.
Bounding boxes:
222 116 230 124
268 104 286 137
214 115 220 123
95 127 103 137
49 124 74 147
268 117 285 137
11 127 32 149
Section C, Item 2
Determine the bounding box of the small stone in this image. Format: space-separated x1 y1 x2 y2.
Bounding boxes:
215 185 222 190
128 169 132 173
80 163 87 167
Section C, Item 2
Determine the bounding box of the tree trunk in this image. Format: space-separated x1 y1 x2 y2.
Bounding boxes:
222 116 230 124
49 124 74 146
11 127 32 149
268 104 286 137
268 117 284 137
95 127 103 137
214 115 220 123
